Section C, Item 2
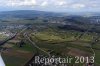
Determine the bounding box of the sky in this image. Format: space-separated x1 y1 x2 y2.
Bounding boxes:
0 0 100 12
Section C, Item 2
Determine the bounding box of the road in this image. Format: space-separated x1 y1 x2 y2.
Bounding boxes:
23 32 50 57
23 29 51 66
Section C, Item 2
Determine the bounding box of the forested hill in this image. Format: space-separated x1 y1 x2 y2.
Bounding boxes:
0 10 63 18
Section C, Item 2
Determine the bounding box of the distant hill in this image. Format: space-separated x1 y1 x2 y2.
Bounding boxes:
0 10 100 18
0 10 63 18
0 10 100 25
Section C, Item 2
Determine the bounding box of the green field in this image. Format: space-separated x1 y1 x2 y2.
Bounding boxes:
30 28 100 65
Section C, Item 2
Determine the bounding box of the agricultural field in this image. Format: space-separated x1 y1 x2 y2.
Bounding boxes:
30 28 100 65
0 10 100 66
1 32 34 66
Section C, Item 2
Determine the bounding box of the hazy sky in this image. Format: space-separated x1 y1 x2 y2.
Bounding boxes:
0 0 100 12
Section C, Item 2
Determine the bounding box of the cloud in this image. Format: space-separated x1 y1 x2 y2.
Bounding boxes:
0 0 100 11
0 0 99 8
56 0 67 6
71 3 86 9
0 0 37 7
40 1 48 7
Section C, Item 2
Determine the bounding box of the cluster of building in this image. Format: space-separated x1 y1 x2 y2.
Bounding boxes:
0 31 11 37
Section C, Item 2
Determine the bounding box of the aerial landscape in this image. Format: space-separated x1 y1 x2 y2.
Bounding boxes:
0 0 100 66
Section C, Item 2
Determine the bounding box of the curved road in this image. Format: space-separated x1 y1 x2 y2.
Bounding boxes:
23 32 50 57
